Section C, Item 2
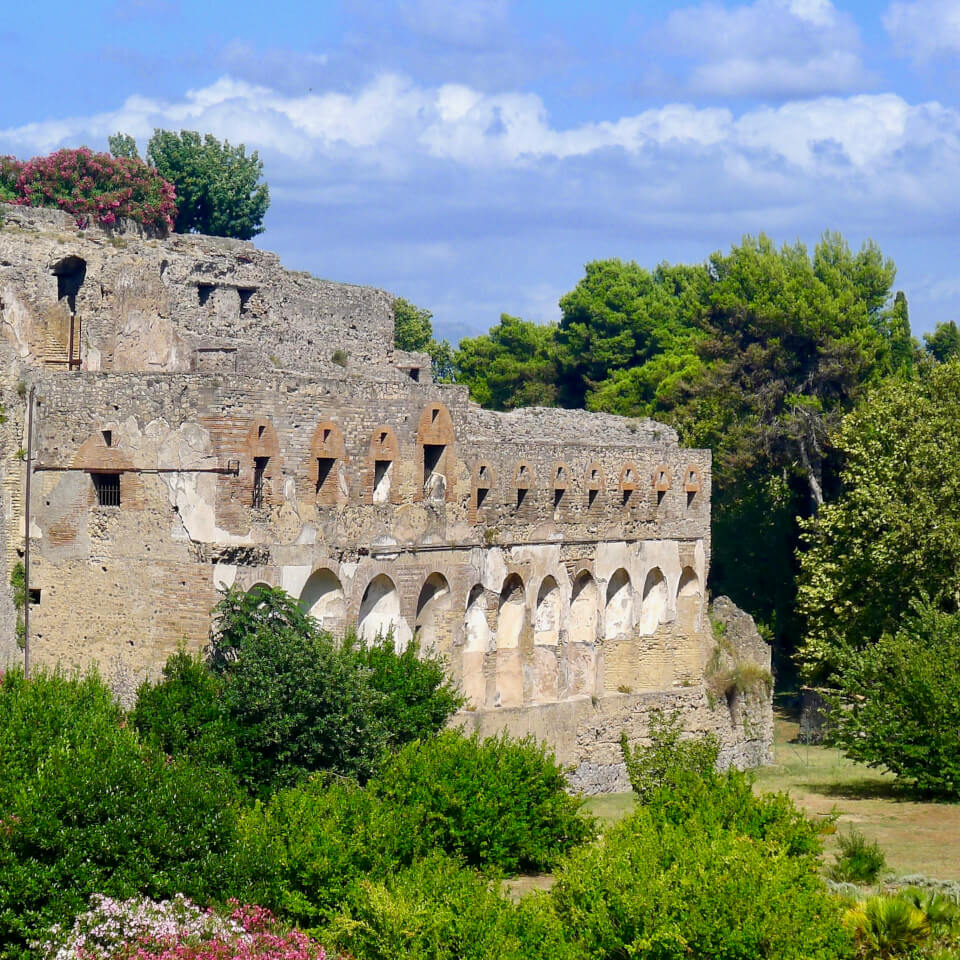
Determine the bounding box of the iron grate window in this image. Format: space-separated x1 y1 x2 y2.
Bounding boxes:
92 472 121 507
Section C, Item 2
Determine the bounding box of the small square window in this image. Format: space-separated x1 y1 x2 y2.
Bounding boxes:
92 472 121 507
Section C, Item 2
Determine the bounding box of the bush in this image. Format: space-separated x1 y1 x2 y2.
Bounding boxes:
828 829 887 884
131 646 237 769
324 852 579 960
827 604 960 797
0 148 176 231
350 631 464 750
371 730 595 873
232 777 429 928
0 669 242 959
551 804 850 960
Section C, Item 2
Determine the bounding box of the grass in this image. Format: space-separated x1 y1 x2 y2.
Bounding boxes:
579 707 960 882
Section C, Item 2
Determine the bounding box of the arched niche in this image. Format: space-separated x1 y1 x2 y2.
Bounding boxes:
495 573 526 708
368 426 399 505
652 464 673 508
417 403 456 503
473 462 495 515
497 574 526 649
246 418 281 509
534 576 561 646
309 421 348 506
358 573 411 650
619 462 640 507
462 584 492 708
604 568 633 640
676 566 703 631
415 572 454 656
552 462 570 513
585 462 605 510
638 567 668 634
567 571 599 696
299 568 346 633
569 571 598 646
514 462 534 511
683 464 702 510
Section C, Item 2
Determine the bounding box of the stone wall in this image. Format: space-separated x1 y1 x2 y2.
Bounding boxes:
0 212 773 789
0 204 400 378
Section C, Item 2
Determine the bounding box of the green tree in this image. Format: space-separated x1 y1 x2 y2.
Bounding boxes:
887 290 914 374
455 314 561 410
393 297 456 382
107 132 139 160
145 129 269 239
797 361 960 681
827 604 960 797
924 320 960 363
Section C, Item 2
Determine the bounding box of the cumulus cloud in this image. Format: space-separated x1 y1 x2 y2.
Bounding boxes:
660 0 869 97
884 0 960 59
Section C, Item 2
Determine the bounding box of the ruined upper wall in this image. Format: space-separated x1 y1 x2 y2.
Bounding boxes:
0 204 403 379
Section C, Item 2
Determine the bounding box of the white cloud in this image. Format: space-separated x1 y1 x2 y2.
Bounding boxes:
398 0 510 46
661 0 869 96
884 0 960 59
2 73 955 183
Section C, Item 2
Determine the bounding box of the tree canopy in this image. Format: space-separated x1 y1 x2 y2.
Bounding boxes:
393 297 455 382
110 129 270 239
796 360 960 681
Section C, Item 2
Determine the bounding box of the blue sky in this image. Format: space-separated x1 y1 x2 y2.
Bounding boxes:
2 0 960 343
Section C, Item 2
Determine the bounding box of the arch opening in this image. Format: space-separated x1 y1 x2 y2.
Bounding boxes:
299 569 346 633
358 574 410 650
415 572 453 656
604 568 633 640
463 584 491 707
534 576 561 647
639 567 668 634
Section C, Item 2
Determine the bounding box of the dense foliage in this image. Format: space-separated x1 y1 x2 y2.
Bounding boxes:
107 129 269 239
372 730 595 873
137 586 461 792
0 147 176 231
797 362 960 681
0 669 241 959
825 604 960 798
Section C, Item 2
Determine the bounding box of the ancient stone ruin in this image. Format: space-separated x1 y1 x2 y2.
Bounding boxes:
0 204 772 792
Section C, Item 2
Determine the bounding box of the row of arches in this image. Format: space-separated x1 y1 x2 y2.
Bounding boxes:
280 561 703 708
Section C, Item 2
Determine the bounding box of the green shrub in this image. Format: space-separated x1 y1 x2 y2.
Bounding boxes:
350 631 464 749
210 586 390 791
0 669 242 959
844 894 931 959
131 646 237 769
828 829 887 884
371 730 595 873
324 852 580 960
551 803 851 960
232 776 429 927
827 604 960 797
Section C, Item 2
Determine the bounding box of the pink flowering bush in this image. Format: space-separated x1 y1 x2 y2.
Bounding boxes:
0 148 176 232
36 895 328 960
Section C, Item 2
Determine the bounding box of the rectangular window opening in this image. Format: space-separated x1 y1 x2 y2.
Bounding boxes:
238 288 256 315
657 489 666 507
92 472 121 507
197 283 215 306
516 487 527 509
588 488 599 509
686 490 696 509
252 457 269 509
477 486 489 509
102 429 112 448
622 489 633 507
317 457 336 495
423 443 445 487
554 488 564 509
28 588 41 605
374 459 392 501
408 367 420 381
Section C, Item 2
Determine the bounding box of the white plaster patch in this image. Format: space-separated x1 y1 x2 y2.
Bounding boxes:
281 564 312 597
213 563 238 589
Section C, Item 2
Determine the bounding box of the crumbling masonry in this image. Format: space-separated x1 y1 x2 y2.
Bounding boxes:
0 204 772 792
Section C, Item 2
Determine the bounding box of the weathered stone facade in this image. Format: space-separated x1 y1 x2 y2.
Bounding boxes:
0 204 772 790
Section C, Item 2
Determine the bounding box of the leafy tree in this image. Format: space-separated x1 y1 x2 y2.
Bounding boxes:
145 129 269 239
107 132 139 160
455 314 561 410
924 320 960 363
826 604 960 797
393 297 456 382
797 361 960 681
887 290 914 373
